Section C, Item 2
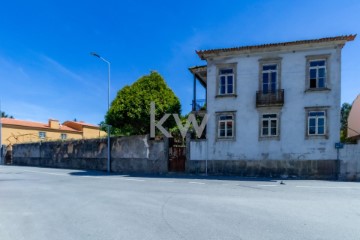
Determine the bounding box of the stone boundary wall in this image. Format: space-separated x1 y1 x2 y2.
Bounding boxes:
186 159 338 179
12 135 168 174
339 141 360 181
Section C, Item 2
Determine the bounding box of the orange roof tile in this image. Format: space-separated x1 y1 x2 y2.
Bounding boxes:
1 118 81 132
196 35 356 60
62 121 100 128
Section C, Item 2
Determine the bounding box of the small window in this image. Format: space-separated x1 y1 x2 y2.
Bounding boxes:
39 132 46 139
306 55 329 90
307 111 326 136
218 68 235 95
217 114 235 139
61 133 67 140
261 114 278 137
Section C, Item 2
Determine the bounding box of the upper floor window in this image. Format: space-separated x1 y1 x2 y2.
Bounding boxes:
61 133 67 140
306 55 330 90
39 131 46 139
307 111 326 136
262 64 278 93
218 67 235 95
309 60 326 88
217 113 235 139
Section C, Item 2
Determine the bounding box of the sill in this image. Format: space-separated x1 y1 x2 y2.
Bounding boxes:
216 94 237 98
306 134 329 140
216 137 236 141
259 136 280 141
305 88 331 93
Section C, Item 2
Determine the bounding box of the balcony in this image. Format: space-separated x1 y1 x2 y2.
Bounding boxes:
192 99 206 111
256 89 284 107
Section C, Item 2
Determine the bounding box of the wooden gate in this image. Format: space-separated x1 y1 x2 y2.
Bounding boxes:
168 138 186 172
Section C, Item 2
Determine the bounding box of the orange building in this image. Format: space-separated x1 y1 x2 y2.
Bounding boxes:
348 94 360 140
0 118 107 147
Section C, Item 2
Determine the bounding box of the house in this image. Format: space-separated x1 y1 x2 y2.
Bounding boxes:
0 118 107 147
347 94 360 140
189 35 356 178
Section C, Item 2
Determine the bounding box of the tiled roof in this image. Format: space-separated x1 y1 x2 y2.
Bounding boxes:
1 118 81 132
62 121 100 128
196 35 357 60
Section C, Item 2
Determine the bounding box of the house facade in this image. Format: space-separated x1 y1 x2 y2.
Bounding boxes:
189 35 356 178
1 118 107 147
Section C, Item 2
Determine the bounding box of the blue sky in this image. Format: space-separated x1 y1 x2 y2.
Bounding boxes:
0 0 359 125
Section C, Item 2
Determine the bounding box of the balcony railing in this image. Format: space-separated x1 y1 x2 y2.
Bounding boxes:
256 89 284 107
192 99 206 111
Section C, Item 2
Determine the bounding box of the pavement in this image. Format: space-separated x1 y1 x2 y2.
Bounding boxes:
0 165 360 240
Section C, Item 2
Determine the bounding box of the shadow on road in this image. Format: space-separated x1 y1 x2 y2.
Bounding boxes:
68 169 281 182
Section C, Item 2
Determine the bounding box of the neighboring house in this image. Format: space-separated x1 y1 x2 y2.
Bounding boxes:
189 35 356 178
1 118 107 147
347 94 360 140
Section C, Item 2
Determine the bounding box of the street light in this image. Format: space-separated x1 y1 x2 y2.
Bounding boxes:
91 52 111 173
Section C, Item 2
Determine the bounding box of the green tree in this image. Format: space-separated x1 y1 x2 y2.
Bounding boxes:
1 111 13 118
340 102 352 142
106 71 181 136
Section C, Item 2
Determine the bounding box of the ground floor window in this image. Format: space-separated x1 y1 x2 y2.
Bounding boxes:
307 111 326 135
217 112 235 139
261 113 278 137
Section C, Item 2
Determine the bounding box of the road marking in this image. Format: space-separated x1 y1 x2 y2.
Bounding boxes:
188 181 205 185
158 180 175 183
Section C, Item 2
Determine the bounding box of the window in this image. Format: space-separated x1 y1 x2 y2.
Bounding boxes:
306 55 330 90
309 60 326 88
39 132 46 139
217 113 235 139
307 111 326 135
61 133 67 140
261 114 278 137
218 68 235 95
262 64 277 93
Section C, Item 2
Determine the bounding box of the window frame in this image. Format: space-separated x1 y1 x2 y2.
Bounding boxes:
261 113 279 137
61 133 67 140
305 54 331 91
305 107 329 139
216 63 237 97
39 131 46 139
258 57 282 93
258 108 281 141
216 111 236 140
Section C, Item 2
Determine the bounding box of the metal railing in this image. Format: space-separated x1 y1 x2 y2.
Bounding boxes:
256 89 284 107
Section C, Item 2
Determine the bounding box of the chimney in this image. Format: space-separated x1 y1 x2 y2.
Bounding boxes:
49 119 60 129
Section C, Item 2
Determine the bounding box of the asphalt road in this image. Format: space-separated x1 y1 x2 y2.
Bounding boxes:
0 166 360 240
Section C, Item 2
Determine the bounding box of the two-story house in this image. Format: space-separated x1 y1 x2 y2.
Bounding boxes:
189 35 356 179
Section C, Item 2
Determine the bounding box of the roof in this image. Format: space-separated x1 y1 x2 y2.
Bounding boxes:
189 65 207 87
196 35 357 60
62 121 100 128
1 118 80 132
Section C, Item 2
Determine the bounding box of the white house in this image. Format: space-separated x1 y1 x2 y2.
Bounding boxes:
189 35 356 178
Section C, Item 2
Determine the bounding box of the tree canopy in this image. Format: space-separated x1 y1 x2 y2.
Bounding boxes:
105 71 181 136
1 111 13 118
340 102 352 142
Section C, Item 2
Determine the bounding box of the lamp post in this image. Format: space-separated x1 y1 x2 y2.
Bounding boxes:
91 52 111 173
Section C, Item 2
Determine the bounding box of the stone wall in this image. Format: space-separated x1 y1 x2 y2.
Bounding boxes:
12 135 168 174
186 159 338 179
339 141 360 181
